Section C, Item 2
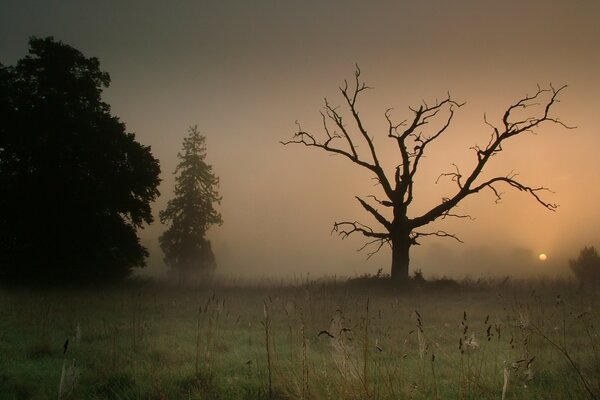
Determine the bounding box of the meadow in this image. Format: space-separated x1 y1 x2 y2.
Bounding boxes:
0 277 598 400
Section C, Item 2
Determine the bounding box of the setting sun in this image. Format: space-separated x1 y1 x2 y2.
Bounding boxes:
539 253 548 261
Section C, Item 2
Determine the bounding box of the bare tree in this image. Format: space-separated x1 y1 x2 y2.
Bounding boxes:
282 67 571 281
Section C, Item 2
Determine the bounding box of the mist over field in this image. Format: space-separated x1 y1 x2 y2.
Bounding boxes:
2 1 599 280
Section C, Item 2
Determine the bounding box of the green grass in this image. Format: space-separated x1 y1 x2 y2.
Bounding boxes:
0 278 598 399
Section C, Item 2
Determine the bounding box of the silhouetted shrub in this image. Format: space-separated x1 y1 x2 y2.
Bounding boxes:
427 276 461 291
570 246 600 284
412 269 426 285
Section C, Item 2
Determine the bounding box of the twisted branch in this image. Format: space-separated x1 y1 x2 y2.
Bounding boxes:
412 84 571 228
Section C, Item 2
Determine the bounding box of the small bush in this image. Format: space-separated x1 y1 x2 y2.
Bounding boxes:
570 246 600 284
412 269 426 285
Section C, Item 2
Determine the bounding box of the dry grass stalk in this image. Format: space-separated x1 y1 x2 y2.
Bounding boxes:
502 366 509 400
58 339 78 399
263 300 273 399
362 297 370 397
325 308 363 398
430 353 438 399
300 311 310 400
529 322 598 400
195 303 203 377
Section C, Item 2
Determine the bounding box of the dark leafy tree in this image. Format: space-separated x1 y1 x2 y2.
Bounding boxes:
159 126 222 282
283 67 571 281
570 246 600 284
0 37 161 281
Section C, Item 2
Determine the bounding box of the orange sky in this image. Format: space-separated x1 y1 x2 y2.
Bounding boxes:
2 1 599 279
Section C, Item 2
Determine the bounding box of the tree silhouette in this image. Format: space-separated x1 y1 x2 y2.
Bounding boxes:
0 37 161 281
283 68 570 281
570 246 600 284
159 126 222 283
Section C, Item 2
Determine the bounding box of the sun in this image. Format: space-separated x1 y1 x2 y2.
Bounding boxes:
538 253 548 262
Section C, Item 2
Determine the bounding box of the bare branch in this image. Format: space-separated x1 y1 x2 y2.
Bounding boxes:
332 221 389 239
355 196 392 230
385 108 407 138
340 68 376 149
367 195 394 207
440 210 475 221
400 97 464 141
412 230 464 245
410 102 459 179
470 175 558 210
358 237 391 259
339 66 395 199
385 109 412 190
502 85 574 136
320 111 341 145
385 97 464 205
341 65 373 108
436 163 463 189
324 98 359 159
332 220 390 259
282 68 396 200
280 113 377 173
411 84 568 228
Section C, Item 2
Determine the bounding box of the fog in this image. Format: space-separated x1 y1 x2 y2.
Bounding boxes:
2 0 599 279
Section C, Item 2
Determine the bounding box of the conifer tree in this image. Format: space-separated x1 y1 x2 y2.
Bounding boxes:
159 126 222 281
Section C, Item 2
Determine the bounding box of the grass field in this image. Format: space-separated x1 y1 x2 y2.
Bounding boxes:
0 277 598 399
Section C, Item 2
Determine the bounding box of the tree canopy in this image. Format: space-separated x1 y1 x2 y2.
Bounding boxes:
0 37 161 281
159 126 222 282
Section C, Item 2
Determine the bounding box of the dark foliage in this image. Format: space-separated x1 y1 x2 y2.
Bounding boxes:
570 246 600 284
159 126 222 282
0 37 161 281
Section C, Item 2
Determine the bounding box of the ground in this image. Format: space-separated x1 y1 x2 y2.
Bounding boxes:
0 277 598 399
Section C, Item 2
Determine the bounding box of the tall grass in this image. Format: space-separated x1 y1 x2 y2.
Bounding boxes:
0 277 598 399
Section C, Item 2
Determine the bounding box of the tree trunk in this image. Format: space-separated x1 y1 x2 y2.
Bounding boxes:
390 235 411 281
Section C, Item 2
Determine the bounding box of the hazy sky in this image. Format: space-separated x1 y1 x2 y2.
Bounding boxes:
2 0 599 279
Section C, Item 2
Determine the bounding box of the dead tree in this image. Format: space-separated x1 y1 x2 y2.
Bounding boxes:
282 67 571 281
